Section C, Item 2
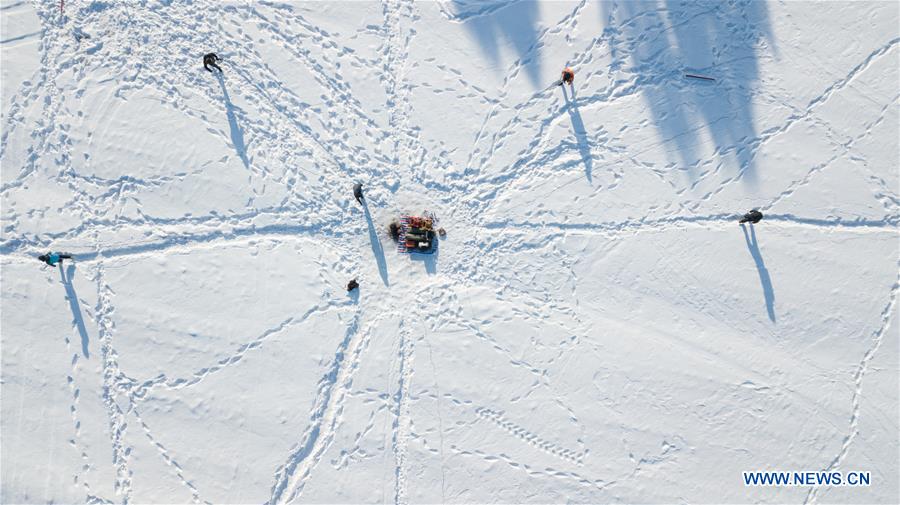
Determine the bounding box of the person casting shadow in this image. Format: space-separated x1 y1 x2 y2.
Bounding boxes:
203 52 222 73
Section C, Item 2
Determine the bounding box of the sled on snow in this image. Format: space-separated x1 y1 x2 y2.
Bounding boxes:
391 214 437 254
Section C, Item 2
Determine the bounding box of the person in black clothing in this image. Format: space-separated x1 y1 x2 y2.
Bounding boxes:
353 183 363 204
739 209 763 224
203 53 222 72
347 279 359 292
388 220 400 241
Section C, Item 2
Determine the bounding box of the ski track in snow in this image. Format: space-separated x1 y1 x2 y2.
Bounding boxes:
1 0 898 503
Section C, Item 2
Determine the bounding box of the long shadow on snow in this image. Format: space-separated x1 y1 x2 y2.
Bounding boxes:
601 0 774 183
741 223 775 322
562 85 592 183
216 72 250 170
455 0 542 89
60 263 90 358
764 213 899 229
362 200 389 286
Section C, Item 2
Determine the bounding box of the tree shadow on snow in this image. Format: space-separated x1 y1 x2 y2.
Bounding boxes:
455 0 542 89
562 85 593 183
362 200 390 286
601 0 775 184
215 72 250 170
60 263 90 358
741 223 775 322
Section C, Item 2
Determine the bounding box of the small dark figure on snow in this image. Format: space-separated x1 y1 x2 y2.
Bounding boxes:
38 252 72 267
203 53 222 73
388 220 400 241
353 183 364 204
559 67 574 86
739 209 763 224
347 279 359 292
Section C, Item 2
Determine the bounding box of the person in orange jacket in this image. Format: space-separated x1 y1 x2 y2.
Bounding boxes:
559 67 574 86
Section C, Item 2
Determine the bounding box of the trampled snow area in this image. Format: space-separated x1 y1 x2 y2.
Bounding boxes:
1 0 898 503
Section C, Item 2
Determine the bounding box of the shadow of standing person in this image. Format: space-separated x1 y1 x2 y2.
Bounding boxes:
215 72 250 170
60 263 90 358
362 199 389 286
562 85 593 183
741 224 775 322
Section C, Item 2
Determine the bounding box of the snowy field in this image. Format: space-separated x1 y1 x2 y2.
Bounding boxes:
1 0 898 503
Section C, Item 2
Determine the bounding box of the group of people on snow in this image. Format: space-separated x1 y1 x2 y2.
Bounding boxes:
37 61 766 296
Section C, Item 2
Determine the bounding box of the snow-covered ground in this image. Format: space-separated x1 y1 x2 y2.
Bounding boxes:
1 1 898 503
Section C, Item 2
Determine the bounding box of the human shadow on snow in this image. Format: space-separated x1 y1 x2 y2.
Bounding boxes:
60 263 90 358
215 72 250 171
741 223 775 322
347 286 360 304
562 85 593 183
362 200 390 286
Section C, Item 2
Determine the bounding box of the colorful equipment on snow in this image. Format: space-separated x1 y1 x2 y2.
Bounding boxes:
395 214 437 254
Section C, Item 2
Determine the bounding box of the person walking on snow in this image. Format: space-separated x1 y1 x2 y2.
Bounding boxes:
203 52 222 73
38 252 72 267
739 209 763 224
347 279 359 292
353 183 364 204
559 67 574 86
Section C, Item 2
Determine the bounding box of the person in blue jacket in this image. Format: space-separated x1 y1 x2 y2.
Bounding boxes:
38 252 72 267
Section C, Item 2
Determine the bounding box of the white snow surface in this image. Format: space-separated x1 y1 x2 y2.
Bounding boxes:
1 1 898 503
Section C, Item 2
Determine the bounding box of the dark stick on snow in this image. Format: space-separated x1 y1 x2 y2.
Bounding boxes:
685 73 716 82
